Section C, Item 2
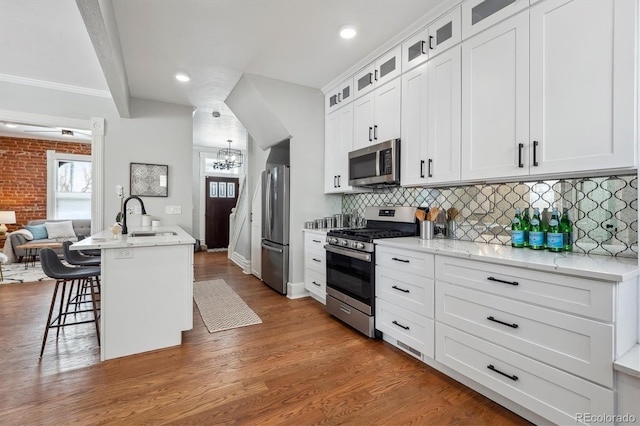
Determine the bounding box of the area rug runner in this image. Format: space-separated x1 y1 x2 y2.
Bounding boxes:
193 279 262 333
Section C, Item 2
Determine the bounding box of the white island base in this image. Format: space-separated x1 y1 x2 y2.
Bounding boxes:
71 226 195 361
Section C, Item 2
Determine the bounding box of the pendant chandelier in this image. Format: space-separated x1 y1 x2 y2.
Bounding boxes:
214 139 243 169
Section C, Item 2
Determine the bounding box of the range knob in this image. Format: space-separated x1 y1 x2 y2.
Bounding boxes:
327 237 338 244
340 239 349 246
354 242 365 250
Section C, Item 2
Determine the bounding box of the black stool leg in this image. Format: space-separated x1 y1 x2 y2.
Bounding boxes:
40 280 61 358
88 277 100 345
55 280 68 340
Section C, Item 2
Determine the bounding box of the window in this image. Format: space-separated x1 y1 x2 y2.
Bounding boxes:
47 151 92 219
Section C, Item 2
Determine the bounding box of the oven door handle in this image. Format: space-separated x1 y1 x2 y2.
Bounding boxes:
324 244 372 262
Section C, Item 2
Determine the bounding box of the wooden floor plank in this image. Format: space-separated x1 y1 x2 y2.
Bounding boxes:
0 251 531 425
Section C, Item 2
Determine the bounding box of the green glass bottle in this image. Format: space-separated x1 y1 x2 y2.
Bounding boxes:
529 208 545 250
560 208 574 252
511 208 524 248
541 207 550 249
546 207 563 252
522 207 531 248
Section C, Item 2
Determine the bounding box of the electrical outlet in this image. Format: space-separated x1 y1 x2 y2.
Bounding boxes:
166 205 182 214
114 249 133 259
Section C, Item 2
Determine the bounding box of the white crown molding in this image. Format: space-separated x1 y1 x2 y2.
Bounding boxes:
0 73 112 99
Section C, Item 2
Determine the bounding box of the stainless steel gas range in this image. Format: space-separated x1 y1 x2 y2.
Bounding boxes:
324 206 418 337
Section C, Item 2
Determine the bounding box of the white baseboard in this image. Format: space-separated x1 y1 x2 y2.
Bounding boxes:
287 281 309 299
229 252 250 273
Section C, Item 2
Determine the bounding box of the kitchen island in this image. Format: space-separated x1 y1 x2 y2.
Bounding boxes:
71 226 195 361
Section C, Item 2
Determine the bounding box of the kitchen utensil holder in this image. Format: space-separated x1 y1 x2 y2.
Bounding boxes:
420 221 434 240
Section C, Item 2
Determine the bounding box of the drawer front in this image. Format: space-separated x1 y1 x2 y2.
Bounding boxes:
304 232 327 254
376 245 434 278
436 282 614 387
376 266 434 318
305 268 326 301
305 250 325 274
435 256 614 321
376 298 434 359
436 323 614 425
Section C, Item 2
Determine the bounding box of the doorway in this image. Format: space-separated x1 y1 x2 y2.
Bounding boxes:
205 177 239 249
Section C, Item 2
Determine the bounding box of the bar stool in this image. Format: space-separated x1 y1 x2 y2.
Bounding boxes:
62 241 101 266
39 248 101 358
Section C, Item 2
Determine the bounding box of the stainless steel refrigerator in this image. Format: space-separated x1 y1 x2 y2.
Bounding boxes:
261 165 290 294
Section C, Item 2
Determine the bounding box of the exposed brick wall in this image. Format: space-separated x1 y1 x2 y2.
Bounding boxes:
0 136 91 232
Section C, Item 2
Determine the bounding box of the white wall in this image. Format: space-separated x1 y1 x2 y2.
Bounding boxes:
104 98 193 233
234 74 341 284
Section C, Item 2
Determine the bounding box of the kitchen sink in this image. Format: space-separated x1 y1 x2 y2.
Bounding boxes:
129 231 178 237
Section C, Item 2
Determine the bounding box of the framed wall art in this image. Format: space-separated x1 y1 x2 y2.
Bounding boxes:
130 163 168 197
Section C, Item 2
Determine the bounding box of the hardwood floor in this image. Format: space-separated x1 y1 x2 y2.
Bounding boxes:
0 252 531 425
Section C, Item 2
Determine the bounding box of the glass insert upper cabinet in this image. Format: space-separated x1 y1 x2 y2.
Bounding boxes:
325 77 354 114
402 6 461 72
462 0 529 39
354 46 402 99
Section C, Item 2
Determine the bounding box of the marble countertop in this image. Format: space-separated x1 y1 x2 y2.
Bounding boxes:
70 225 195 250
614 345 640 378
374 237 639 282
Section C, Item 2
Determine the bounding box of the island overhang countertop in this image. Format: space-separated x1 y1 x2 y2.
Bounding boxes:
70 225 195 250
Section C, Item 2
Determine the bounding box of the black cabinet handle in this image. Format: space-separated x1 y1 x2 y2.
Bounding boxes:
391 257 410 263
369 127 373 141
518 143 524 168
337 175 341 187
487 364 518 381
375 69 379 81
487 316 519 329
421 40 426 54
312 258 321 263
334 176 338 188
337 93 342 103
420 160 425 178
312 239 321 243
429 35 434 50
312 281 321 287
392 320 410 330
533 141 539 166
392 285 410 293
428 158 433 178
373 125 378 140
487 276 519 286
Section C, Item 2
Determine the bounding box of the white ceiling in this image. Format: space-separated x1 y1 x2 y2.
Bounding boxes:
0 0 446 149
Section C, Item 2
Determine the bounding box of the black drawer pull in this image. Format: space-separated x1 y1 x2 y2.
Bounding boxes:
312 258 322 263
392 285 410 293
312 239 321 243
487 364 518 381
487 316 518 329
392 320 410 330
312 281 321 287
487 276 518 286
391 257 410 263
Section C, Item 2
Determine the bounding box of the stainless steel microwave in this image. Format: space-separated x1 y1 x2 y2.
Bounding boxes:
348 139 400 187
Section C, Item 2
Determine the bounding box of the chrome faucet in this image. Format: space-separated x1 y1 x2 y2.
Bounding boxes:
122 196 147 235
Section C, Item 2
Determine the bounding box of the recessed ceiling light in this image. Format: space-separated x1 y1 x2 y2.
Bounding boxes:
4 123 17 128
175 72 191 82
339 25 357 39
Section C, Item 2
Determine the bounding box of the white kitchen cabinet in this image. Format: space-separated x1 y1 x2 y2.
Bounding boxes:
325 77 354 115
462 0 637 182
401 6 461 72
528 0 637 175
303 230 327 304
353 77 401 150
324 103 354 193
462 0 529 39
461 10 530 181
354 46 402 99
401 45 461 186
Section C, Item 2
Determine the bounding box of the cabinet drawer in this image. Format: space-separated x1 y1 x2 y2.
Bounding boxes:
304 232 327 254
435 256 614 321
305 251 325 274
436 282 614 387
376 266 434 318
376 298 434 359
305 268 326 302
376 245 434 278
436 323 614 425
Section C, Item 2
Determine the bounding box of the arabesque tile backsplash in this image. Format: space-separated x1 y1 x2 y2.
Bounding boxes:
342 175 638 258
